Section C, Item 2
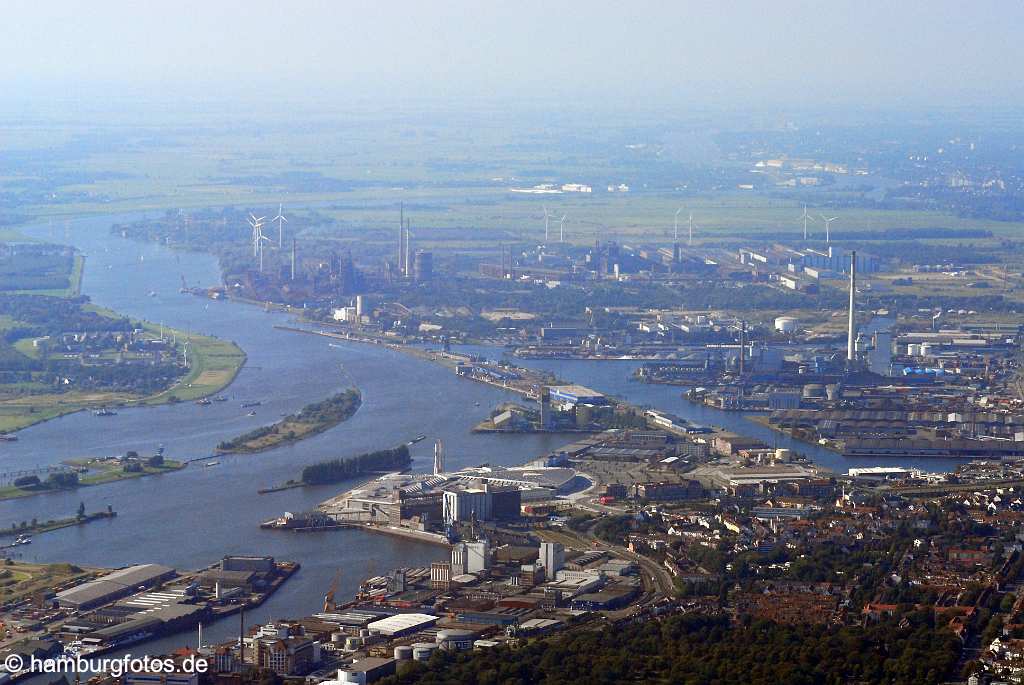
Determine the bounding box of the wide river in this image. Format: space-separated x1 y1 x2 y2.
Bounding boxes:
3 214 969 660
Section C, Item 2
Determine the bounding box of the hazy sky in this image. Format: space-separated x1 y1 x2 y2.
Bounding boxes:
4 1 1022 107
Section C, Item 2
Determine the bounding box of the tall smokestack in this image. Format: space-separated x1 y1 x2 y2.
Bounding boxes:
433 439 445 476
847 251 857 363
403 219 412 278
398 203 405 276
738 320 746 376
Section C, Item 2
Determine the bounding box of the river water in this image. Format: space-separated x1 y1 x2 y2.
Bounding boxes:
3 214 573 656
2 213 968 661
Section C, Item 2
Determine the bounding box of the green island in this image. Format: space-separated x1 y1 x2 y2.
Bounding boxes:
0 452 184 502
300 444 411 485
0 504 117 538
0 289 246 433
216 388 361 454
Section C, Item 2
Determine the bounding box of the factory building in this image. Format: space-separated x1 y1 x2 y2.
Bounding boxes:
442 488 491 524
413 250 433 282
442 484 522 525
540 542 564 581
452 540 490 575
547 384 607 408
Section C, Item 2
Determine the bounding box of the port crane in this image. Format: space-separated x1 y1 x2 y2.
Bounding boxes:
323 570 340 612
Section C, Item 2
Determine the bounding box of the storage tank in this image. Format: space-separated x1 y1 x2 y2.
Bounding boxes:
774 448 792 463
394 646 414 661
774 316 799 333
436 629 476 651
412 643 437 661
344 637 363 650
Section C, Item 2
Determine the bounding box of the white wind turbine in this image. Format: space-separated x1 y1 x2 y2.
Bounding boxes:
248 214 266 257
272 204 287 248
688 212 695 246
798 205 814 240
542 205 551 242
258 231 272 272
559 215 567 242
674 207 684 241
820 214 838 243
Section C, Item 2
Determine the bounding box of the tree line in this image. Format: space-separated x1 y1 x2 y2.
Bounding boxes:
300 444 411 485
381 611 961 685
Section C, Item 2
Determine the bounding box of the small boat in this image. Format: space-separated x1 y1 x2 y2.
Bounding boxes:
148 291 157 297
241 401 262 408
213 396 228 402
410 434 427 444
0 434 17 442
204 461 220 468
196 398 212 406
14 535 31 545
94 408 117 417
247 410 257 416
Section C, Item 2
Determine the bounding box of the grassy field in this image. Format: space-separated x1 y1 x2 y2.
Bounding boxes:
143 328 247 404
0 561 95 605
5 112 1018 250
33 185 1024 249
216 420 323 454
0 389 134 434
6 254 86 298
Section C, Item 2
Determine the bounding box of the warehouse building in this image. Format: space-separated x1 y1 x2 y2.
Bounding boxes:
365 613 438 637
56 564 177 611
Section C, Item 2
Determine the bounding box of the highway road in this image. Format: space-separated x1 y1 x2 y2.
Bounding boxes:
536 524 676 598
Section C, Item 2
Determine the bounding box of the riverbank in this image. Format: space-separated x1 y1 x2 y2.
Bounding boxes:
746 414 843 453
215 389 361 454
139 321 246 406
